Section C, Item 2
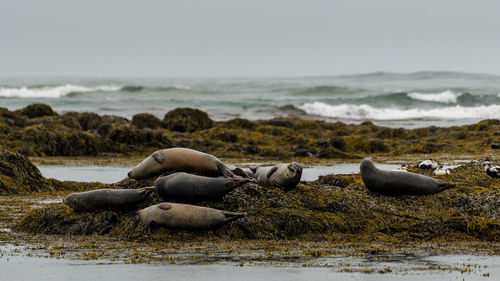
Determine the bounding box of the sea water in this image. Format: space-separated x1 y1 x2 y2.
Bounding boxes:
2 72 500 128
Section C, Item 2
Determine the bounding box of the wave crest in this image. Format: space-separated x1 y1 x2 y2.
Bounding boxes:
407 90 460 104
0 84 121 98
299 102 500 120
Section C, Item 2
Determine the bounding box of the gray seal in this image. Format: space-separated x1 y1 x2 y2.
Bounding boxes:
155 172 253 202
128 148 235 179
360 159 455 196
63 187 155 211
250 162 303 191
138 202 246 230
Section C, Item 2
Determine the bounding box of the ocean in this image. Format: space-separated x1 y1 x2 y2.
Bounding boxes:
1 72 500 128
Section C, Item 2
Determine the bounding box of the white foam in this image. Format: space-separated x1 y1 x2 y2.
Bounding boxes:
0 84 121 98
407 90 460 104
299 102 500 121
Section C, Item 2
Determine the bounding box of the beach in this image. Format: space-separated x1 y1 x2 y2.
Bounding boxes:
0 99 499 279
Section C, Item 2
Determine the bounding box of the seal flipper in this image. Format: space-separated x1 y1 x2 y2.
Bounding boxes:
152 151 164 164
224 177 254 189
216 161 236 178
139 186 156 195
271 179 285 191
266 166 278 178
221 210 247 223
232 167 251 178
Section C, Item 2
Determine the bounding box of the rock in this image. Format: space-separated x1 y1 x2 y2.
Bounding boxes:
77 112 102 130
163 108 213 132
0 148 52 194
328 137 346 151
268 118 294 128
131 113 162 129
222 118 255 130
17 104 57 118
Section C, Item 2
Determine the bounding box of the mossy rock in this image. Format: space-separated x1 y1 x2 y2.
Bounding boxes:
77 112 103 130
163 108 213 132
221 118 256 130
17 104 57 118
0 148 52 194
131 113 162 129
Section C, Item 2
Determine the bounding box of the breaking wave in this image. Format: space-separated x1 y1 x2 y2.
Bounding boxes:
299 102 500 120
407 90 461 104
0 84 121 98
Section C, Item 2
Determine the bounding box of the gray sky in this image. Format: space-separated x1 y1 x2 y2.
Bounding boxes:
1 0 500 77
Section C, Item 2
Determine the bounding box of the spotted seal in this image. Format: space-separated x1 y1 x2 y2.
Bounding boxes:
155 172 253 202
128 148 235 179
360 159 455 196
63 187 155 211
138 202 246 230
250 162 302 191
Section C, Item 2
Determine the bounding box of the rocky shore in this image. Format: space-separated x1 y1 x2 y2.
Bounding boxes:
0 104 499 263
2 104 499 162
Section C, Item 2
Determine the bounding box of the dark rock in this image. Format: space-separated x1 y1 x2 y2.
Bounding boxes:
0 148 52 194
131 113 162 129
222 118 255 130
317 148 349 158
163 108 213 132
245 145 260 154
268 118 294 128
328 137 346 151
17 104 57 118
77 112 102 130
367 140 389 153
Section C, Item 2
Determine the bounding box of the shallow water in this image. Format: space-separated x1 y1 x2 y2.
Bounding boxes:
37 164 403 183
0 245 497 281
38 163 460 183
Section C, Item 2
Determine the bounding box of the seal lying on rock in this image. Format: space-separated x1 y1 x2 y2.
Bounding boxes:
138 202 246 230
360 159 455 196
128 148 236 179
155 172 253 202
63 187 155 212
250 162 303 191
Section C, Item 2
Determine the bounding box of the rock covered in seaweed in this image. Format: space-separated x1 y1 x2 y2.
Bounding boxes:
163 107 213 132
14 161 500 242
0 148 52 194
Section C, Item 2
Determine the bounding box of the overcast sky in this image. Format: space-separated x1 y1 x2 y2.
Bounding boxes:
1 0 499 77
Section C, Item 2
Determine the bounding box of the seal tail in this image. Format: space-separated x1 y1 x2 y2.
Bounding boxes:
217 161 237 178
222 211 247 223
437 180 456 191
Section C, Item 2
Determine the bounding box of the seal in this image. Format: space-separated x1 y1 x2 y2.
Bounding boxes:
360 159 455 196
138 202 246 230
250 162 303 191
63 186 155 212
128 148 235 179
155 172 253 202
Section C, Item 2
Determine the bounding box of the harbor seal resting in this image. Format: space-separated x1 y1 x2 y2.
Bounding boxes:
155 172 253 202
63 187 155 212
250 162 303 191
128 148 235 179
138 202 246 230
360 159 455 196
